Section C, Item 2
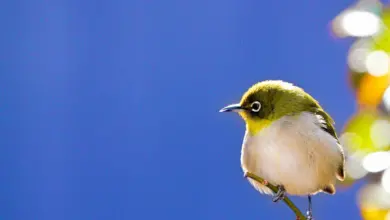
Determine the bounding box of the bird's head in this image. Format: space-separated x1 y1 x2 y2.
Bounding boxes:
220 80 320 135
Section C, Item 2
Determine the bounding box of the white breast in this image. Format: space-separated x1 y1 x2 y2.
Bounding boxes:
241 112 343 196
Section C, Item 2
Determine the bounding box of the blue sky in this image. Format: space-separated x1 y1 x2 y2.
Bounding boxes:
0 0 364 219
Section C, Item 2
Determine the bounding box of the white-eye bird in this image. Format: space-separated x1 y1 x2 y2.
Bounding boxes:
220 80 345 219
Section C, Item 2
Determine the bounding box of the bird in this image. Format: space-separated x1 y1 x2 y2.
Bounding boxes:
219 80 345 219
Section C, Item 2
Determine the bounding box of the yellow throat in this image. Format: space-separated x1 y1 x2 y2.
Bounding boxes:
239 112 272 136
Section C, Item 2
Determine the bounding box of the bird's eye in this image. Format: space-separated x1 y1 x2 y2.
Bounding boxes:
251 101 261 112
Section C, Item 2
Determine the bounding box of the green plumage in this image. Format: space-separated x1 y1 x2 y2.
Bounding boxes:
309 108 339 143
240 80 340 141
239 80 345 180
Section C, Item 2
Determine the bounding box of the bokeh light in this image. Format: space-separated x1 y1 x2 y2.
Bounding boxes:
362 151 390 173
382 86 390 113
342 10 381 37
345 152 368 180
342 110 390 155
372 6 390 52
382 168 390 194
365 50 389 77
359 183 390 220
348 38 372 73
332 1 390 219
331 0 383 38
356 74 390 107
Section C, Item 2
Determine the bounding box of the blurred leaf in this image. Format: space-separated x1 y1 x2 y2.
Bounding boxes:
361 206 390 220
342 110 390 154
356 74 390 107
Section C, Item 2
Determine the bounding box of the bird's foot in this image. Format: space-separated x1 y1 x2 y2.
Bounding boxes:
307 195 313 220
306 210 313 220
272 185 286 202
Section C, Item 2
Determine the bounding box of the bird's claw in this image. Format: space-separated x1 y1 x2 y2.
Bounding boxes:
307 195 313 220
272 185 286 202
272 193 285 202
306 210 313 220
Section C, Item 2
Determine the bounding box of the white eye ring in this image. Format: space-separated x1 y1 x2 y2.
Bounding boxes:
251 101 261 112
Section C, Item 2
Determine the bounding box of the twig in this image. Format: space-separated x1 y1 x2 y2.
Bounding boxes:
244 172 307 220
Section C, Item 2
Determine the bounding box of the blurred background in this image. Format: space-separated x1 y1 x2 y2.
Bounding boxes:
1 0 390 219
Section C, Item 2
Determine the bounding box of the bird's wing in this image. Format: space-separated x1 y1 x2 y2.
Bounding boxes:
310 107 346 181
310 108 339 142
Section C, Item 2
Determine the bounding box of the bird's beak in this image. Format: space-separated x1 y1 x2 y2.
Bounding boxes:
219 103 243 113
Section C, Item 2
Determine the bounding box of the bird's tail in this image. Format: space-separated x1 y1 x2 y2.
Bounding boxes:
321 184 336 195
